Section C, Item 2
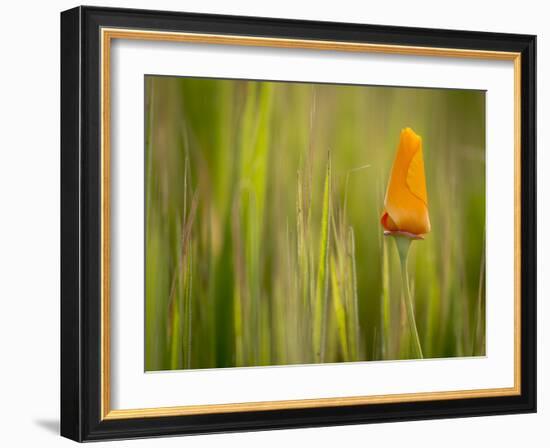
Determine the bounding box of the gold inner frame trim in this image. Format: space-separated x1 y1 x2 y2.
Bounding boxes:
100 27 522 420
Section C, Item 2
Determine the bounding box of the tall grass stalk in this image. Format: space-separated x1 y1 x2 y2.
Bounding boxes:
330 255 349 360
347 227 360 360
168 191 199 369
313 156 331 362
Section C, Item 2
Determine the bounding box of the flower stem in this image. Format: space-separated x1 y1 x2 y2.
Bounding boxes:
394 236 423 359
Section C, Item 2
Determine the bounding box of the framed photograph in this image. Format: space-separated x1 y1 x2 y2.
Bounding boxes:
60 6 536 441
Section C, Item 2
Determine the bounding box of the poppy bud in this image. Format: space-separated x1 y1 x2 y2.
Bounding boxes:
381 128 431 238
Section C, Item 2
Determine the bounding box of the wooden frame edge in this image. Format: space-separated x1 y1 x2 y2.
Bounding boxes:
102 387 520 420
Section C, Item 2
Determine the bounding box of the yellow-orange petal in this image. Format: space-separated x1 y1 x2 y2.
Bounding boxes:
381 127 431 236
406 147 428 206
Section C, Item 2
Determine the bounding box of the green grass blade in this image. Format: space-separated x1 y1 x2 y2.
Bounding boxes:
313 155 331 362
330 255 349 360
347 227 360 360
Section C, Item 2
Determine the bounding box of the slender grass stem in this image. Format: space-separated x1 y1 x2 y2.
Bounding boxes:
313 156 331 363
394 236 423 359
348 227 360 360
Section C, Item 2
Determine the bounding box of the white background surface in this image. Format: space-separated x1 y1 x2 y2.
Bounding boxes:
0 0 546 446
111 39 515 409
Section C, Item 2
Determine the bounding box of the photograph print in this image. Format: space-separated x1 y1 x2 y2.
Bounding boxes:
144 76 486 371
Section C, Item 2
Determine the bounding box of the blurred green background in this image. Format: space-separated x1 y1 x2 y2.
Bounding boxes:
144 76 486 371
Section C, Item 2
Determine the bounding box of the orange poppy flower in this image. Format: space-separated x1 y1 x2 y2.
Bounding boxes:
381 127 431 238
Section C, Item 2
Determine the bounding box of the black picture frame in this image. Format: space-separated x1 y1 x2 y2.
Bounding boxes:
61 5 536 442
